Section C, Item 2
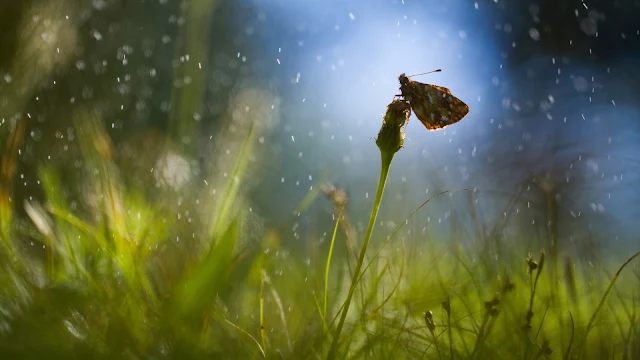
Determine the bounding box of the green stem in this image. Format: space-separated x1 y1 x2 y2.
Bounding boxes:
578 249 640 357
327 150 394 359
324 206 344 328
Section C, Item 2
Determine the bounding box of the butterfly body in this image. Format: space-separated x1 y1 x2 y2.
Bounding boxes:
398 72 469 130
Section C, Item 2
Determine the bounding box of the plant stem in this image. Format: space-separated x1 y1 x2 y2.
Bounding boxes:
327 150 394 359
324 206 345 328
577 249 640 357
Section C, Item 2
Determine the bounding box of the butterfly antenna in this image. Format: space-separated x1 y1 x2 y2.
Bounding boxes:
408 69 442 78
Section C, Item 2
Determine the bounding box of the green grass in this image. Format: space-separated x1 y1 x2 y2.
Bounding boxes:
1 101 639 360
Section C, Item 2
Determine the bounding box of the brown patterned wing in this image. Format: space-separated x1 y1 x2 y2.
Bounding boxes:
408 82 470 130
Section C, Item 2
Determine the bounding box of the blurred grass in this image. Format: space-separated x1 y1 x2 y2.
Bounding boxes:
168 0 221 155
1 107 639 359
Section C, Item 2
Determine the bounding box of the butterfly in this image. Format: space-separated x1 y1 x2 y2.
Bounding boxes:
397 71 470 130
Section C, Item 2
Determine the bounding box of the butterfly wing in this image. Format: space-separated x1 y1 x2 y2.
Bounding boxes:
408 82 470 130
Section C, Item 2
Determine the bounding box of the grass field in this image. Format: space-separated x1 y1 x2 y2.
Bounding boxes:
0 102 638 360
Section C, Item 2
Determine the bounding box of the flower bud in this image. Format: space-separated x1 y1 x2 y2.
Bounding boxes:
376 99 411 155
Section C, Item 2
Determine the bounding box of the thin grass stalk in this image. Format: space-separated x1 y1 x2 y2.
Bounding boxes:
224 318 266 358
577 249 640 357
469 312 491 359
444 296 454 360
564 311 575 360
260 271 266 351
324 206 345 328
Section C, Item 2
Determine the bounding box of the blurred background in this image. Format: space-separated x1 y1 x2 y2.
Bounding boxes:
1 0 639 269
2 0 640 358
